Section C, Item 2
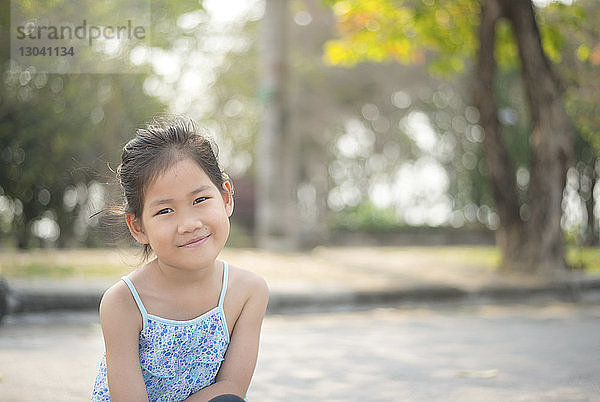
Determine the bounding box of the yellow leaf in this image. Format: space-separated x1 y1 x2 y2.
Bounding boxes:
324 42 355 66
576 44 591 62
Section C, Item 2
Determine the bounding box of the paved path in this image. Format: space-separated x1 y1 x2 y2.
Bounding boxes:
1 303 599 401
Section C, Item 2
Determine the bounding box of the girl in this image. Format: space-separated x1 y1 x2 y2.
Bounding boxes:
92 117 269 401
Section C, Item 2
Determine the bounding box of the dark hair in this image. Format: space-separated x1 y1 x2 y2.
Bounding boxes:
116 116 231 260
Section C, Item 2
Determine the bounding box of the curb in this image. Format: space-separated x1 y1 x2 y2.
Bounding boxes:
5 277 600 316
10 290 103 313
266 279 600 314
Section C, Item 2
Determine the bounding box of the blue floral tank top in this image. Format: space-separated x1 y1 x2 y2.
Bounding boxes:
92 262 231 401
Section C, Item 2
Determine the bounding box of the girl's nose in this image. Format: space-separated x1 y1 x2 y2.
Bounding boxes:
178 211 203 234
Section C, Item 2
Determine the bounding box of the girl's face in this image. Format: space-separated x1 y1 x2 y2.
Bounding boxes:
126 157 233 273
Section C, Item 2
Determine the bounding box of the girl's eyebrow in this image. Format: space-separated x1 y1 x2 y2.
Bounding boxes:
149 185 212 208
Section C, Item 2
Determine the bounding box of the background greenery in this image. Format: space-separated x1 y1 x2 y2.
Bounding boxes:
1 0 599 273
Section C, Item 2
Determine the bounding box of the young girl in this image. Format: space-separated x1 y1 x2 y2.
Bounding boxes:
92 117 269 401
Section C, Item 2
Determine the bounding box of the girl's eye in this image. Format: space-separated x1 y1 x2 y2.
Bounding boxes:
193 197 208 205
155 208 172 216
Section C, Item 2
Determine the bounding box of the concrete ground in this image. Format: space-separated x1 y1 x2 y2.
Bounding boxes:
1 246 600 401
1 301 599 401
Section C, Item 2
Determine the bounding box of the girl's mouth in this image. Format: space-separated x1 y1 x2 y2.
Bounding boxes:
179 234 211 248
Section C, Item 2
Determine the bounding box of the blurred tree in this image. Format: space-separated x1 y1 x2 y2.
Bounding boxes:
203 0 449 245
540 1 600 245
0 71 164 248
255 0 300 250
324 0 579 276
0 0 203 248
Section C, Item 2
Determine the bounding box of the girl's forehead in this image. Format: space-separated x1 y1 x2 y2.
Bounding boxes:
145 158 214 194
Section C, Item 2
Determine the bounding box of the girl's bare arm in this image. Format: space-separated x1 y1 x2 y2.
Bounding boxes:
100 281 149 402
185 273 269 401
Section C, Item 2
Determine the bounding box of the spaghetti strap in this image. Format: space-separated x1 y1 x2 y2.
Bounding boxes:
121 276 149 329
218 261 229 307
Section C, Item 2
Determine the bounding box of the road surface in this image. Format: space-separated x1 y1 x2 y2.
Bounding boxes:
0 302 599 401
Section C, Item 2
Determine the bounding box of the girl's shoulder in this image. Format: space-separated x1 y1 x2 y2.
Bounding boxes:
98 269 146 332
227 264 268 291
101 265 145 304
226 264 269 305
101 276 135 308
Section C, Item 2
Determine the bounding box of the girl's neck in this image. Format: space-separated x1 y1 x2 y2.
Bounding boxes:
150 258 220 287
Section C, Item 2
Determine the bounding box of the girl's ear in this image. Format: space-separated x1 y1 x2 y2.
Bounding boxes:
126 214 149 245
222 180 234 217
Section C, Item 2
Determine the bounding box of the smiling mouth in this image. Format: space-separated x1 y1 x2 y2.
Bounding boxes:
179 234 211 248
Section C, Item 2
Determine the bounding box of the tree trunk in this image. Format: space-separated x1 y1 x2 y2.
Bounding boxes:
584 158 598 246
256 0 299 250
15 210 32 249
505 0 573 275
474 0 573 276
473 0 527 271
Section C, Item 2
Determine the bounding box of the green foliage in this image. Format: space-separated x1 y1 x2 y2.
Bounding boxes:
0 71 164 247
324 0 479 76
324 0 585 77
333 200 401 232
147 0 206 48
539 2 585 66
0 255 129 278
1 245 596 281
539 0 600 155
423 245 501 269
494 21 520 70
0 0 171 248
566 246 600 273
323 0 600 235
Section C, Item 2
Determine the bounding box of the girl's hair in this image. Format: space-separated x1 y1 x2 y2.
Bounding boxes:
116 115 231 260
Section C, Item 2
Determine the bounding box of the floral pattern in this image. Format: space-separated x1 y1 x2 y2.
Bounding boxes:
92 263 230 401
92 308 229 401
